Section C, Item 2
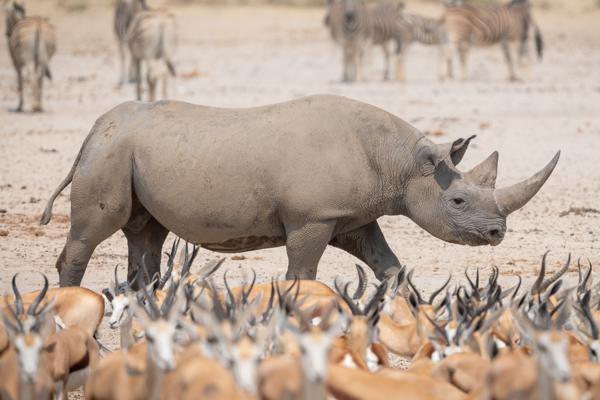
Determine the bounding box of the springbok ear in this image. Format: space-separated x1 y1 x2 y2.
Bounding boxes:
1 312 19 339
408 292 419 316
102 288 114 303
44 342 57 353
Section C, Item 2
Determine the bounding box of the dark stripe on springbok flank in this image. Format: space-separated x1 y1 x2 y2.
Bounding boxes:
69 351 90 374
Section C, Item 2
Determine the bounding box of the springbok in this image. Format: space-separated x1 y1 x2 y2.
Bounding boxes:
2 291 100 399
1 273 104 337
85 284 186 400
259 303 346 400
332 277 389 371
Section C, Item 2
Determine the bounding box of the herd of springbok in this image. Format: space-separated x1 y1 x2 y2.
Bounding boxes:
1 241 599 400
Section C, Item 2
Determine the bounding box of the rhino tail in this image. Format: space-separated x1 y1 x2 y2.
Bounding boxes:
40 127 94 225
40 158 77 225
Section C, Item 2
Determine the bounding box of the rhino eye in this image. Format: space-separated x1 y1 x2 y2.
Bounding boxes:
452 198 465 206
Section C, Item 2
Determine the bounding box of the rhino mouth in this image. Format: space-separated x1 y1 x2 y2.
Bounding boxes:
457 229 504 246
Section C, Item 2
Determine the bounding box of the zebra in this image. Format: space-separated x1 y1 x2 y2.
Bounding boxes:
3 0 56 112
114 0 147 86
395 7 451 81
126 8 177 101
443 0 544 81
324 0 406 82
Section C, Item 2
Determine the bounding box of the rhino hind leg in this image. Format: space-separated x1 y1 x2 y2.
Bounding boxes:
284 221 336 280
330 221 402 281
57 161 134 286
57 204 130 286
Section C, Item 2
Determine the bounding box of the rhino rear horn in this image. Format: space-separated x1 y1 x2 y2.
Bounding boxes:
465 151 498 188
494 151 560 216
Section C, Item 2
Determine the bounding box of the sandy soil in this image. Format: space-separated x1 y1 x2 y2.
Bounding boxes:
1 1 599 358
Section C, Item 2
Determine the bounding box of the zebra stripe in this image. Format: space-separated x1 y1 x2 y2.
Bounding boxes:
114 0 147 86
399 13 447 47
114 0 146 42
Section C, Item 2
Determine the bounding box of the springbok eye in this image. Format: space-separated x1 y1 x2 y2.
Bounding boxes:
452 198 465 206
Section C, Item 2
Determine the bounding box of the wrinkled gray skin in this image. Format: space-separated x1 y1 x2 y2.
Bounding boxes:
40 95 559 287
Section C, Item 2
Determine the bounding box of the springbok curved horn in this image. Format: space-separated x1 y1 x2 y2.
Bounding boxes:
114 265 121 293
11 274 24 316
352 264 368 300
465 151 498 188
494 151 560 216
28 274 49 316
428 274 451 305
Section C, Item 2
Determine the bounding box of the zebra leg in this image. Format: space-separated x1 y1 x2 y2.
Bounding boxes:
342 46 351 82
117 41 126 86
134 59 143 101
356 43 368 82
457 42 469 80
438 43 452 81
382 43 391 81
15 67 24 112
146 63 156 102
394 55 406 81
518 40 532 79
32 65 44 113
501 40 518 82
162 74 168 100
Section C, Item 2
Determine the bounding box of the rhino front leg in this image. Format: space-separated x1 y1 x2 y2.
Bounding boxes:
330 220 401 281
284 220 336 280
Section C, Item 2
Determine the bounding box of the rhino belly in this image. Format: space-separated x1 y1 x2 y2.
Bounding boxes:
200 235 286 252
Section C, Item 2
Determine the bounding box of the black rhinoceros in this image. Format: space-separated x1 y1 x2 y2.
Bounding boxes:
41 95 559 286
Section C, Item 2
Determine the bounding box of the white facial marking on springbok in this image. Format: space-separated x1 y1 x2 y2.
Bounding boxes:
13 334 44 382
536 332 571 382
229 336 263 394
145 319 177 371
107 294 130 329
297 330 336 383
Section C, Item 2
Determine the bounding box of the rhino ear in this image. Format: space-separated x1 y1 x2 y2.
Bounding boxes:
448 135 476 166
417 135 476 176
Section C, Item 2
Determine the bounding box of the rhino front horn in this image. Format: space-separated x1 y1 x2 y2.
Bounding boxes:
494 151 560 216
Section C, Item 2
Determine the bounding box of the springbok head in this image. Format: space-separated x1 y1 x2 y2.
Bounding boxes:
1 274 56 383
515 299 572 382
285 303 346 385
131 282 186 371
574 290 600 362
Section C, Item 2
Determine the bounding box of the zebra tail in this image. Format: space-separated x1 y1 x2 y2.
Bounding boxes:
534 24 543 60
166 60 176 77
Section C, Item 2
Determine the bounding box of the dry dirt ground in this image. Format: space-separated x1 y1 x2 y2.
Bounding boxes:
1 1 599 356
